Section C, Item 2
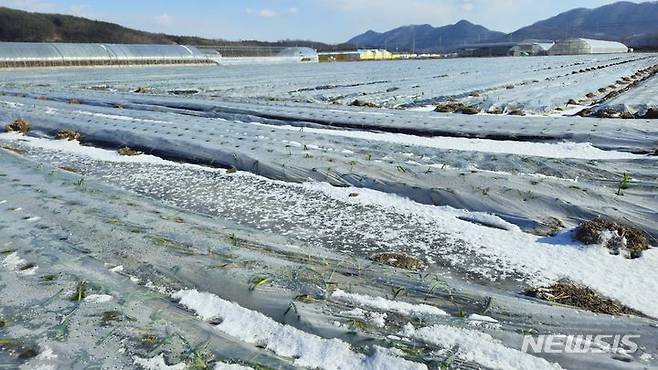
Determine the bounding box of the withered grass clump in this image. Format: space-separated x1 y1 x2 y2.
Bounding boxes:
59 166 79 173
55 129 81 141
526 280 641 316
530 217 566 237
118 147 143 156
5 119 30 134
434 101 481 115
370 252 425 270
101 310 122 326
575 217 650 258
349 99 379 108
507 109 526 116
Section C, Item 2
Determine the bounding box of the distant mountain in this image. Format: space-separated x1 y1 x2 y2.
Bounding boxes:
0 6 177 44
0 7 354 51
506 1 658 48
348 1 658 51
348 20 505 52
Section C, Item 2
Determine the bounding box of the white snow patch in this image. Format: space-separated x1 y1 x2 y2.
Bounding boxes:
341 307 387 328
247 122 645 160
308 182 519 232
19 345 58 370
109 265 124 273
467 314 501 329
459 165 579 183
145 280 172 295
332 289 448 317
2 252 26 271
19 264 38 275
0 133 168 164
74 110 169 124
134 354 186 370
407 105 437 112
84 294 113 304
0 100 23 108
36 346 58 361
0 133 229 176
173 289 426 370
0 251 39 275
312 183 658 318
214 363 252 370
468 314 499 323
402 323 563 370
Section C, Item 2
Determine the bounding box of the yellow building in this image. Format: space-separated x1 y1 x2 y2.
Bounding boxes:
319 49 405 63
358 49 394 60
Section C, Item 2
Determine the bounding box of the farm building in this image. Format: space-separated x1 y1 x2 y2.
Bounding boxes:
548 39 628 55
318 51 361 62
358 49 395 60
0 42 215 68
508 42 554 56
457 41 554 57
318 49 397 62
457 42 519 57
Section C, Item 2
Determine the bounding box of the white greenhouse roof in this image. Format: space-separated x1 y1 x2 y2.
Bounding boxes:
0 42 209 63
576 38 628 50
548 38 628 55
277 47 318 57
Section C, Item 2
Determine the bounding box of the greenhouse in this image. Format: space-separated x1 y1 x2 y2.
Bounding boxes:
0 42 215 67
508 42 554 57
548 38 628 56
277 47 319 63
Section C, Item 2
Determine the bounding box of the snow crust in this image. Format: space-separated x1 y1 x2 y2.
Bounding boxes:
402 323 563 370
133 354 186 370
332 289 449 317
1 252 38 275
84 294 113 304
173 289 426 370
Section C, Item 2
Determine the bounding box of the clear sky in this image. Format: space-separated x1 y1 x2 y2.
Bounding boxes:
0 0 647 43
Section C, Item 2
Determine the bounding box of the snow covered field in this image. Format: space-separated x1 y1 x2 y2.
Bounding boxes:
1 56 657 369
595 69 658 117
1 52 655 114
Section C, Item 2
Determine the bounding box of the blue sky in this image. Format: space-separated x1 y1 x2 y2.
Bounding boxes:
0 0 646 43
